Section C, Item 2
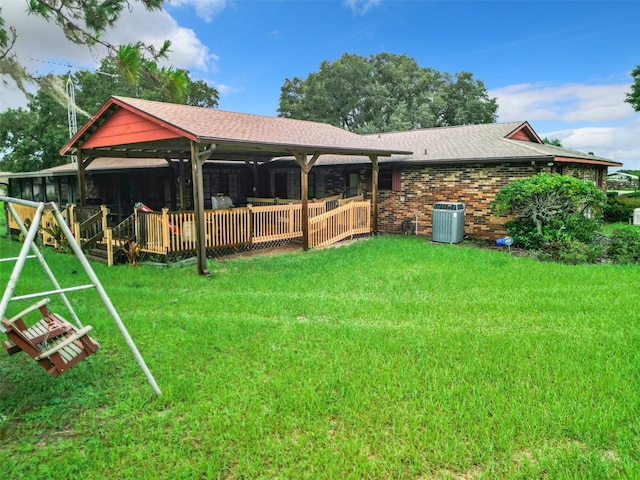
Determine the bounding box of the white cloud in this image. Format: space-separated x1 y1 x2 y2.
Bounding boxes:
491 81 640 170
215 83 244 96
343 0 382 15
541 120 640 171
1 0 220 109
491 82 634 124
168 0 228 23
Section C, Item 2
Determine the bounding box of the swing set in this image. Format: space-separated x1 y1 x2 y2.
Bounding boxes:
0 197 161 395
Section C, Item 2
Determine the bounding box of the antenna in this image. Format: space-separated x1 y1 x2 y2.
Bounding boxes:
66 71 78 166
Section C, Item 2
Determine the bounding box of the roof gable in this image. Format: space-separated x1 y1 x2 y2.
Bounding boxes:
81 108 185 149
61 96 411 159
505 121 542 143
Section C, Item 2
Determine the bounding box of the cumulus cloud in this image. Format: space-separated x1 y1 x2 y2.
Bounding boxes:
343 0 382 15
168 0 228 23
491 81 640 169
491 82 634 124
542 120 640 170
1 0 220 109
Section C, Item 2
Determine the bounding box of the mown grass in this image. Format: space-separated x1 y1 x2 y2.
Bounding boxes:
0 227 638 478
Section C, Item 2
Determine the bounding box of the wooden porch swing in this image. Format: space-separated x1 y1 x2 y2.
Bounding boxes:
0 197 161 395
2 298 100 377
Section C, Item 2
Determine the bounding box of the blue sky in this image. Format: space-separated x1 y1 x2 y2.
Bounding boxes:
2 0 639 168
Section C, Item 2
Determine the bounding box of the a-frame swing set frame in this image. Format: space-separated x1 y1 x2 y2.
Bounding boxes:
0 196 161 396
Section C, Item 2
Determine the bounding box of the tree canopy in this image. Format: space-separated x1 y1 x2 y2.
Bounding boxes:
0 58 219 172
625 65 640 112
0 0 189 107
277 53 498 133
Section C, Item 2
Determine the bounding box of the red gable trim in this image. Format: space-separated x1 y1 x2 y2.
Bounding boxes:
554 156 623 167
80 108 183 149
505 122 543 144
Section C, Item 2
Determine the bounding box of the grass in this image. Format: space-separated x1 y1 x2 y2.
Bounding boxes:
0 225 639 478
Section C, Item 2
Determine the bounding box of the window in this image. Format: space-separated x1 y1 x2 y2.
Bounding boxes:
378 168 401 192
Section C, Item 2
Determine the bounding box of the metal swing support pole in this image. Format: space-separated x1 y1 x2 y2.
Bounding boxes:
50 207 162 396
0 197 162 396
4 201 85 330
0 202 45 331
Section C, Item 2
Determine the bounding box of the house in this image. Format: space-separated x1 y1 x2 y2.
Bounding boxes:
4 98 622 263
607 171 639 188
269 121 622 238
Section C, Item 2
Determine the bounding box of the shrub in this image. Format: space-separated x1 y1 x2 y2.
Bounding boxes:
538 240 603 264
606 226 640 264
603 194 640 222
504 220 543 249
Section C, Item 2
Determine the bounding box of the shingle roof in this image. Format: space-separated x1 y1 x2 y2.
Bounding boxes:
306 121 621 167
61 96 411 158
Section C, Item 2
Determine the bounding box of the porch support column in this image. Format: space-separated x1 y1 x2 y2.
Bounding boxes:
191 141 216 276
77 149 86 207
293 152 320 251
369 155 379 234
76 151 97 207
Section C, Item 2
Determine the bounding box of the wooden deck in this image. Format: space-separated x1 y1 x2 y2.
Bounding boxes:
5 195 371 265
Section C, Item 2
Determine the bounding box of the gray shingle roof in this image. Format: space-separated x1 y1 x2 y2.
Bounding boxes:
307 121 620 167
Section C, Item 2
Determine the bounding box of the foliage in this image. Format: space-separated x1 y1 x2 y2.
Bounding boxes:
606 225 640 264
603 193 640 222
493 173 606 243
0 57 218 172
278 52 497 133
0 0 188 106
625 65 640 112
121 237 141 265
542 137 563 147
0 235 638 478
41 223 70 253
538 239 603 264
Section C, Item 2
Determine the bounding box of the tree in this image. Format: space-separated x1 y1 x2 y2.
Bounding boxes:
492 173 606 248
625 65 640 112
0 1 189 107
542 137 563 147
278 53 497 133
0 60 219 172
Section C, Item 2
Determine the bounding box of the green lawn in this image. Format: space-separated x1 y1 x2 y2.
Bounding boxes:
0 233 638 479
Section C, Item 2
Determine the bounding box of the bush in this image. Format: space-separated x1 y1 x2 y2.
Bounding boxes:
538 240 603 264
505 214 601 250
504 220 543 249
603 194 640 222
606 225 640 264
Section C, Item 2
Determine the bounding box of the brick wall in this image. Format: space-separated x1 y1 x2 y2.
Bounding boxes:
374 162 607 240
266 162 609 241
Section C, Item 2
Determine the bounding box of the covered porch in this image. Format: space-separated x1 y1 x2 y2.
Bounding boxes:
59 96 411 274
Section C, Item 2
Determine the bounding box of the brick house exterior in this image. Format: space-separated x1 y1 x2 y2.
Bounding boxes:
269 121 621 240
7 118 622 241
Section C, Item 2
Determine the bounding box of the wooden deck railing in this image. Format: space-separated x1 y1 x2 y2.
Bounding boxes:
75 205 108 249
6 203 74 249
309 201 371 248
4 195 370 264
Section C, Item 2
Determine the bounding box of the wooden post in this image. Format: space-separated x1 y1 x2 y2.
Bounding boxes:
77 150 86 207
300 168 309 250
370 156 379 234
294 152 320 251
100 205 109 232
191 141 216 276
161 208 170 254
105 228 114 266
68 204 76 238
